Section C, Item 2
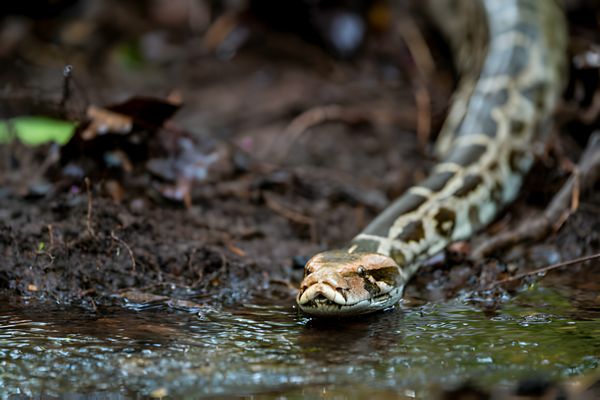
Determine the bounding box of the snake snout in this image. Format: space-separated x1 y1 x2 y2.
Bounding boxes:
298 282 347 305
300 268 348 291
297 269 351 305
297 251 406 315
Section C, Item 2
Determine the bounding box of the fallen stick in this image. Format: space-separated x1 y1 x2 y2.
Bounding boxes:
487 251 600 289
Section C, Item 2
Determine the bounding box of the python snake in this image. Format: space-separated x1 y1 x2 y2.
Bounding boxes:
296 0 567 316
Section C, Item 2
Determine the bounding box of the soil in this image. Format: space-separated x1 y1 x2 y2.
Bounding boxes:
1 1 599 311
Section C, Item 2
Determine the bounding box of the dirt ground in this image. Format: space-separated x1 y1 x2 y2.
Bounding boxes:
1 0 599 311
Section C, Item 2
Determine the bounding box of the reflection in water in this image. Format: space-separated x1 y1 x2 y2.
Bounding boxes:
297 310 407 365
1 286 600 398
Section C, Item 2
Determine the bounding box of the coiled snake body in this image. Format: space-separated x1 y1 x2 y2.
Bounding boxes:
297 0 567 316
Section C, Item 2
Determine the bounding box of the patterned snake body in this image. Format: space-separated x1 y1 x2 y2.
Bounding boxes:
297 0 567 316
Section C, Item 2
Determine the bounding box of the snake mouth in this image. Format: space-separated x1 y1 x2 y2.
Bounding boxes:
296 282 399 317
295 251 405 316
297 282 349 306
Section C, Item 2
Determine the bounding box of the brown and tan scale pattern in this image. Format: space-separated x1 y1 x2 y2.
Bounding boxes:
297 0 567 316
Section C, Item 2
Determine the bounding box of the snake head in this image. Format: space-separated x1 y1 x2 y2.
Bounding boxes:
296 251 406 317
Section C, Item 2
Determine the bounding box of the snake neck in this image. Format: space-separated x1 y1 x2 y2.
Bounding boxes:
349 0 567 270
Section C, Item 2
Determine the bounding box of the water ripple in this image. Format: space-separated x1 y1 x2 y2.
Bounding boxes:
0 287 599 398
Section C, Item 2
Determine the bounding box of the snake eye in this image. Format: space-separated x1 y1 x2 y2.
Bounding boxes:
357 265 366 277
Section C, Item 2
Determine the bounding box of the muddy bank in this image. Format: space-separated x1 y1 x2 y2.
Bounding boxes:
1 0 599 311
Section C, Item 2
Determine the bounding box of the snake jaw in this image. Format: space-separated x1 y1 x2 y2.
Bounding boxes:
296 251 405 316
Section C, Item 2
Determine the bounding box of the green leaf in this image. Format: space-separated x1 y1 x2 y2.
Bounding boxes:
0 116 76 146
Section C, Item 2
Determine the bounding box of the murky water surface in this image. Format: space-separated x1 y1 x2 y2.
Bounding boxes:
1 285 599 399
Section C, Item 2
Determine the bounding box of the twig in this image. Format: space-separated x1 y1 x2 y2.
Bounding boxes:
472 132 600 259
396 16 435 78
47 224 55 248
396 16 434 154
269 278 297 291
89 297 97 313
263 193 317 242
111 231 136 273
201 12 240 52
59 65 73 112
84 177 96 238
272 105 368 162
264 193 313 225
487 251 600 289
225 241 246 257
415 85 432 154
571 166 581 213
35 250 55 265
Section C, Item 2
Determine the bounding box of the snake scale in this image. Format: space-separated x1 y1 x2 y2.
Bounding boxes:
296 0 567 316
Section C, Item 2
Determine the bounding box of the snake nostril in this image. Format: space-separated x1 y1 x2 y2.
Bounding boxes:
357 265 366 277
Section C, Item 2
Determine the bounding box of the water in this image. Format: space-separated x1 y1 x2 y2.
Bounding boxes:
1 285 599 399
